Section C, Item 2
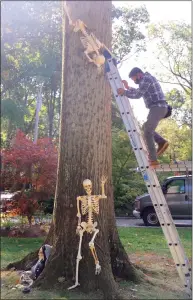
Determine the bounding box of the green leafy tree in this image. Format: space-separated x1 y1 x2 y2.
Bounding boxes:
1 1 62 141
112 4 149 61
148 21 191 127
157 118 192 161
165 89 191 128
112 127 146 216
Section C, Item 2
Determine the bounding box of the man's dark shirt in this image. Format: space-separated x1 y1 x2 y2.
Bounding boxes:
125 72 167 109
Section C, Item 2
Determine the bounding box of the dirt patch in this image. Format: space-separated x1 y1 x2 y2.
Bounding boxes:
0 225 48 238
130 252 175 271
130 252 192 274
129 252 191 296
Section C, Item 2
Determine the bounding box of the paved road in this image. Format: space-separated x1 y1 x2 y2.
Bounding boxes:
116 217 192 228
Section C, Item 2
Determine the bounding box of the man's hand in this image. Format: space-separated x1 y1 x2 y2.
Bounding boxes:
117 88 125 96
122 80 130 89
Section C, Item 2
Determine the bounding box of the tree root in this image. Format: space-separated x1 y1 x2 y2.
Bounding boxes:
5 222 54 271
5 249 39 271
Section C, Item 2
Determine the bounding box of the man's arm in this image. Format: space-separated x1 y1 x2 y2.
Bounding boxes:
124 87 142 99
123 77 151 99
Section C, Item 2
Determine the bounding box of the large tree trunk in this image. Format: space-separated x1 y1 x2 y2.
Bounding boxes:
33 1 139 298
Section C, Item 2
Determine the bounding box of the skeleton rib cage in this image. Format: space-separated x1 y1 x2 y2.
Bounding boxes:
81 196 100 216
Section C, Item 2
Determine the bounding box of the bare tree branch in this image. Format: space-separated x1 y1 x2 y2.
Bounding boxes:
173 56 192 87
167 57 190 94
158 80 187 86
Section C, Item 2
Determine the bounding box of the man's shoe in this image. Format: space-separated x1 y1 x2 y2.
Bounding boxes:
157 141 169 156
149 160 160 168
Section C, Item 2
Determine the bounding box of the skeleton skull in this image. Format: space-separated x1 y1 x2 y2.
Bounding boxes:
83 179 92 195
92 54 105 68
73 19 86 32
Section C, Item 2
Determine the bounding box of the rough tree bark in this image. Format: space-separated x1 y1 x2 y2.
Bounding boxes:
7 1 140 298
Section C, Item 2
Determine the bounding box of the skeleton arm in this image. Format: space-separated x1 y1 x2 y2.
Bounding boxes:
100 176 107 199
76 196 82 225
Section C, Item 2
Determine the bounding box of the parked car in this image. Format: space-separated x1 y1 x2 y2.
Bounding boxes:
133 175 192 226
0 192 18 213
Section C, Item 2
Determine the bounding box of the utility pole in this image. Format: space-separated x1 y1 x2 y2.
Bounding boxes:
34 85 42 144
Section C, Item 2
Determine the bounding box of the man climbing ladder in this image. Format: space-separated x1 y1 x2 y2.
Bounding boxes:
104 52 191 296
117 67 171 168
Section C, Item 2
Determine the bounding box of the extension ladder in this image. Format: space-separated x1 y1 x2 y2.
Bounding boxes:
103 50 192 296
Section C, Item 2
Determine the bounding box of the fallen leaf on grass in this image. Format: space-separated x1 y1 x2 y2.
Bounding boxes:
58 277 65 283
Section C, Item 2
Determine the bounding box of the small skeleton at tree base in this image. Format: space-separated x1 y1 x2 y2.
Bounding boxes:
68 176 107 290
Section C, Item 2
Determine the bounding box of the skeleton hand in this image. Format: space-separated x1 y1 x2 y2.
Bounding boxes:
101 175 107 185
76 225 82 235
95 263 101 275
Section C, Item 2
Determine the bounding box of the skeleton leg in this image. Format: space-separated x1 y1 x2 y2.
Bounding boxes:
63 3 74 26
68 228 85 290
83 50 95 63
89 226 101 275
84 51 103 69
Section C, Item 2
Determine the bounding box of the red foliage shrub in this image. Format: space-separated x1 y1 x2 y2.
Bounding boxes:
1 130 58 194
1 130 58 223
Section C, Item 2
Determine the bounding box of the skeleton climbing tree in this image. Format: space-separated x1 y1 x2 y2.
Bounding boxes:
7 1 139 298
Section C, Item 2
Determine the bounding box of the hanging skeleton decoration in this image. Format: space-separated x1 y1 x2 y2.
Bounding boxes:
68 176 107 290
63 3 114 70
72 19 106 69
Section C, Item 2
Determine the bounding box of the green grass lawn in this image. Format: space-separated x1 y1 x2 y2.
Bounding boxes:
1 237 44 269
1 227 191 300
118 227 192 258
1 227 191 269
